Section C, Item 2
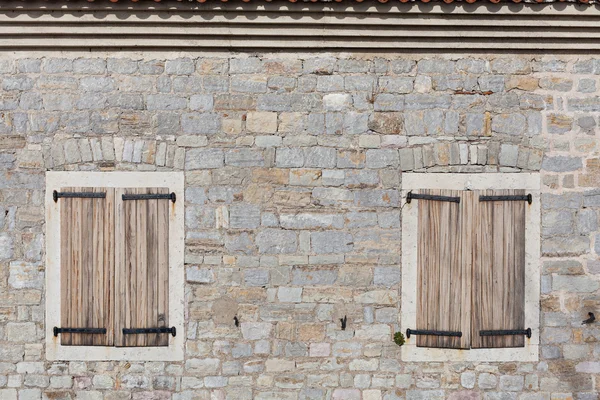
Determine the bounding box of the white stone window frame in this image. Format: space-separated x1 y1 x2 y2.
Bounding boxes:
45 172 185 361
401 173 540 362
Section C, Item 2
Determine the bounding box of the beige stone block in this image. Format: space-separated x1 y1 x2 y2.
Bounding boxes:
252 168 289 185
276 321 296 341
247 112 277 133
222 118 243 135
298 323 325 342
265 359 295 372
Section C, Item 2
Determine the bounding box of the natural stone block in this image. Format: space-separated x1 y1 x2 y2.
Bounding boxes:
8 261 43 289
185 149 224 169
541 156 582 172
292 267 337 286
241 322 272 340
256 229 297 254
247 112 278 133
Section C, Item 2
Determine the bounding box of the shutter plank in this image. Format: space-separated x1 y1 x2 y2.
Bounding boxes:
60 193 72 346
511 190 526 347
147 192 159 347
157 187 170 347
81 189 93 345
136 188 148 347
125 189 137 347
105 188 115 346
457 190 475 349
60 187 111 346
472 189 526 348
116 187 170 347
416 189 465 349
73 188 83 346
114 189 126 347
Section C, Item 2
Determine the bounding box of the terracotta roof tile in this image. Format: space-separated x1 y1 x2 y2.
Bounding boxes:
34 0 596 4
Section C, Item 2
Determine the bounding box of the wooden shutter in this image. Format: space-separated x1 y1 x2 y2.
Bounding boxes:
471 189 526 348
415 189 468 349
60 187 114 346
115 188 170 347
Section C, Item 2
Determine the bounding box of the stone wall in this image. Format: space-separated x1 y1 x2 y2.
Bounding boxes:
0 53 599 399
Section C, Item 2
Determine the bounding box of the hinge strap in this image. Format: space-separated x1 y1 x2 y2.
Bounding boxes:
122 193 176 203
406 192 460 204
122 327 176 337
479 194 532 204
480 328 532 338
406 328 462 338
53 191 106 202
53 327 107 336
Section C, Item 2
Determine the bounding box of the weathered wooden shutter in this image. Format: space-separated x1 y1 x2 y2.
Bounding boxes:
115 188 170 347
471 189 526 348
60 187 114 346
415 189 468 349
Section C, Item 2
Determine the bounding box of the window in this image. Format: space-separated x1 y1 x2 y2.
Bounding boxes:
45 172 184 361
401 173 540 362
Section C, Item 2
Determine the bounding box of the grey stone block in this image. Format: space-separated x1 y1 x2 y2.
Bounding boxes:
276 148 304 168
366 149 399 169
3 76 34 91
43 58 72 74
185 149 224 170
317 76 344 92
304 147 336 168
256 229 297 254
292 267 338 285
378 77 413 94
107 58 138 74
244 269 269 287
173 76 203 93
230 203 261 229
225 149 264 167
390 59 416 74
541 156 582 172
354 190 399 207
404 94 451 110
492 114 526 135
311 231 353 254
147 95 187 111
73 58 106 74
165 58 195 75
374 94 404 111
181 113 221 134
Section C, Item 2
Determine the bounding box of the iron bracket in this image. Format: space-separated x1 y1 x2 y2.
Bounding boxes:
122 327 176 337
53 327 107 336
122 193 176 203
406 192 460 204
53 190 106 202
480 328 532 338
406 328 462 338
479 194 532 205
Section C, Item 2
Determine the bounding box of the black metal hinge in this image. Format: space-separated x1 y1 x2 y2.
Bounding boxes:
479 194 532 205
480 328 532 338
406 192 460 204
406 328 462 338
123 327 176 337
53 190 106 202
53 327 107 336
122 193 176 203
